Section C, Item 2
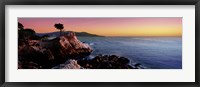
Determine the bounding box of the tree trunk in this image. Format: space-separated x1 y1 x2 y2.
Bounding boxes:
60 30 62 36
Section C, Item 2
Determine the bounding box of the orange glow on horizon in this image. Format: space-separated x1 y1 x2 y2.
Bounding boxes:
18 18 182 37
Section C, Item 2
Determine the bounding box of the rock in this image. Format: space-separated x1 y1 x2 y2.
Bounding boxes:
18 31 93 69
18 31 143 69
40 31 93 60
77 55 134 69
18 44 55 68
18 56 41 69
52 59 81 69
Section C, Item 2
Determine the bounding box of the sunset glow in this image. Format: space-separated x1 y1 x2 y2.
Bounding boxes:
18 18 182 36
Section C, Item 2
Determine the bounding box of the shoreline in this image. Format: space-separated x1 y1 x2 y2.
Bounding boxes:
19 31 144 69
52 54 145 69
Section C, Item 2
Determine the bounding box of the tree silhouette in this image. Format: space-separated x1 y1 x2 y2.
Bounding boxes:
18 22 24 30
18 28 36 40
54 23 64 36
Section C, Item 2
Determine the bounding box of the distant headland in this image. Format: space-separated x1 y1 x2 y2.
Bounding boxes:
36 31 104 37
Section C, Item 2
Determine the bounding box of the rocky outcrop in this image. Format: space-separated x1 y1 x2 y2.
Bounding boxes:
52 59 81 69
18 31 143 69
77 55 134 69
43 31 93 61
18 31 93 69
18 42 55 68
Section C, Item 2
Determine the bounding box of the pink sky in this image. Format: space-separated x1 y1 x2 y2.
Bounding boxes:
18 18 182 36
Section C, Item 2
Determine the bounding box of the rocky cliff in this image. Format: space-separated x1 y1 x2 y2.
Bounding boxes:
18 31 142 69
18 31 93 69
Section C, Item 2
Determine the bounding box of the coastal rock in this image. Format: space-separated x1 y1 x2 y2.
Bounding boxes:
52 59 81 69
18 31 93 69
18 44 55 68
18 56 41 69
40 31 93 60
77 55 134 69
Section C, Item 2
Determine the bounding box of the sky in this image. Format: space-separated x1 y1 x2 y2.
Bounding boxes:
18 18 182 37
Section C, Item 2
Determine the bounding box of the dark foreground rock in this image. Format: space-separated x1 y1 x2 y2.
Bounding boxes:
18 31 93 69
52 59 81 69
77 55 135 69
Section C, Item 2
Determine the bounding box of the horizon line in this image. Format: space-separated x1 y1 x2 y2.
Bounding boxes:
35 30 182 37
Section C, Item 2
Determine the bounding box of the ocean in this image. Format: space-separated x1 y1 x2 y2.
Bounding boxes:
77 36 182 69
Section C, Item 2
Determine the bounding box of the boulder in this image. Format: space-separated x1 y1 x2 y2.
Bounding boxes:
52 59 81 69
77 55 134 69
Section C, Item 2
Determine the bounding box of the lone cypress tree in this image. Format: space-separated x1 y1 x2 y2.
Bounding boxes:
54 23 64 36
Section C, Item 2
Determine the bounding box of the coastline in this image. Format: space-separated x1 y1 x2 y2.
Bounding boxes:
19 31 142 69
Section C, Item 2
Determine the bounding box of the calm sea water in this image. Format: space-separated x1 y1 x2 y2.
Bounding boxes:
77 36 182 69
